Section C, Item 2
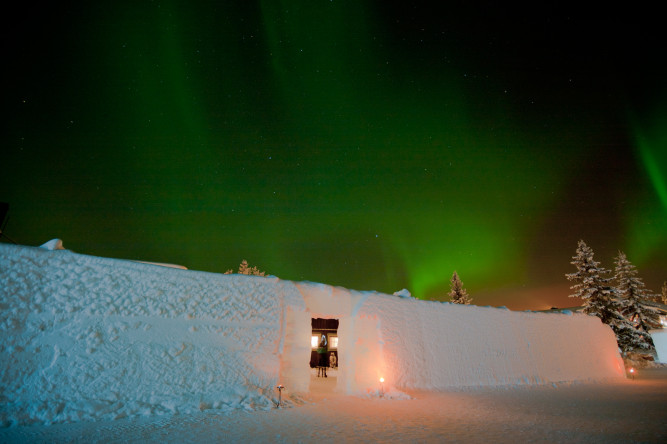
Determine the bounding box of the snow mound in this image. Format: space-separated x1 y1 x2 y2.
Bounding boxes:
39 239 65 250
393 289 412 298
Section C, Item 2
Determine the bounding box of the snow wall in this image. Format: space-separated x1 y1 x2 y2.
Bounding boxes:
296 282 625 394
0 244 624 426
0 244 307 426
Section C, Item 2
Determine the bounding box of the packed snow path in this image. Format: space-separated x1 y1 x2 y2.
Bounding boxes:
2 368 666 443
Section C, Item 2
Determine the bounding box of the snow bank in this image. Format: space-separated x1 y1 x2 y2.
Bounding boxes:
0 243 625 426
0 244 306 426
651 330 667 363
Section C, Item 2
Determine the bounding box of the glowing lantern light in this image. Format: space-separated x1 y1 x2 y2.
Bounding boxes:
379 377 385 397
629 368 635 380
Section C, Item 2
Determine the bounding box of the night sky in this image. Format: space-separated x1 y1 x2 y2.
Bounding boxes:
3 2 666 310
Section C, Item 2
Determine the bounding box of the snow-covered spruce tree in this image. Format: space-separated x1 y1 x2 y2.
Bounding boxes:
224 260 266 277
238 259 251 275
566 240 617 323
566 240 650 353
449 271 472 304
614 251 661 336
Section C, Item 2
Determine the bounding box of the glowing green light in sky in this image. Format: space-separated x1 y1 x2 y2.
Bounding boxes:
635 125 667 211
257 1 569 299
5 2 664 309
627 100 667 266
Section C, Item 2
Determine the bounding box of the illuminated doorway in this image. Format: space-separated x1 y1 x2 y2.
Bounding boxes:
310 318 339 390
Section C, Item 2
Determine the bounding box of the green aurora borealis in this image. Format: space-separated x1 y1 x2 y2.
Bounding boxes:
3 2 666 309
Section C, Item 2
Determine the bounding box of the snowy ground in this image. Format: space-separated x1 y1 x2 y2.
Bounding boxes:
3 367 666 443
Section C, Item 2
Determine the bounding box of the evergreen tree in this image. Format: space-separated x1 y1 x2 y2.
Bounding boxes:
612 321 653 354
614 251 661 334
224 260 266 277
449 271 472 304
238 259 250 275
566 240 617 323
566 240 650 353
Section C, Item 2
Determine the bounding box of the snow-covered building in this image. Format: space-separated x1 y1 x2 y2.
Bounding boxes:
0 242 625 425
647 302 667 363
645 301 667 329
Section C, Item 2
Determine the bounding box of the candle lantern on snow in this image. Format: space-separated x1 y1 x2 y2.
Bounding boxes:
276 384 285 407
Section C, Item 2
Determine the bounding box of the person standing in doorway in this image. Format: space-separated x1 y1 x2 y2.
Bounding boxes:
317 336 328 377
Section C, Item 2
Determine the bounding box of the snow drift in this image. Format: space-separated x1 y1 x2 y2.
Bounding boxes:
0 243 624 426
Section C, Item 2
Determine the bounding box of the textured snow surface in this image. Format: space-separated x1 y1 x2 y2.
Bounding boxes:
0 244 305 426
362 293 625 389
1 243 625 426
